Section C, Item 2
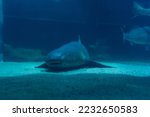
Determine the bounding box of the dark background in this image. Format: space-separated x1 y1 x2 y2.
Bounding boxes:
3 0 150 60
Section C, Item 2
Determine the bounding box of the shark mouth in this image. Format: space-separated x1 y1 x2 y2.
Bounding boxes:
46 59 62 66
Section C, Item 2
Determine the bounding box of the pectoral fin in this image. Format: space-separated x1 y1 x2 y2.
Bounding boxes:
86 60 113 68
35 63 49 68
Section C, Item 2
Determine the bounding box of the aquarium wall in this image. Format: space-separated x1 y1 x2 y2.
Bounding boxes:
0 0 3 62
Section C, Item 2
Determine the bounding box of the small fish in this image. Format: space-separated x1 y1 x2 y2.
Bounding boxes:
123 26 150 47
133 1 150 17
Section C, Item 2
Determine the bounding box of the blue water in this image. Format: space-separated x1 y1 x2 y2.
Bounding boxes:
0 0 150 99
4 0 150 61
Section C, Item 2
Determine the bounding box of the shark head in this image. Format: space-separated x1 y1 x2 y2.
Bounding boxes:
45 40 90 69
45 51 64 66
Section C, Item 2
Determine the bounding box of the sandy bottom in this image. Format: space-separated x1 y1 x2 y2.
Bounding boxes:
0 61 150 100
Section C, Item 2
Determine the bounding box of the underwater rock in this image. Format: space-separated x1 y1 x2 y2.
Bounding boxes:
4 44 45 61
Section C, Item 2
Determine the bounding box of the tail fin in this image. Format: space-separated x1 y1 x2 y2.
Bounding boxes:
132 1 143 18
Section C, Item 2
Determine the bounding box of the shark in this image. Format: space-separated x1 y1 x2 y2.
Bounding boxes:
37 39 111 72
133 1 150 17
